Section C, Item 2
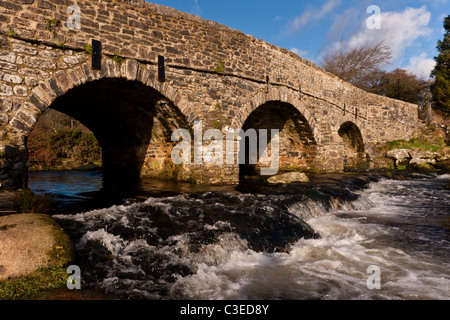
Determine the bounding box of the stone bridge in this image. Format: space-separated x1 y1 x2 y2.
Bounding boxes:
0 0 419 189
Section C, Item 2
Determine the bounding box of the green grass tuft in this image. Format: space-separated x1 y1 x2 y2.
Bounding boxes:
214 59 225 75
0 267 68 300
84 43 93 55
19 188 55 214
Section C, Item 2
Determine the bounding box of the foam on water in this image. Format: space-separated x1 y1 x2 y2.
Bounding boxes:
171 210 450 300
54 175 450 300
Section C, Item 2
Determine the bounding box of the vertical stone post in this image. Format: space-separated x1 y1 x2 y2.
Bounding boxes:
0 144 28 190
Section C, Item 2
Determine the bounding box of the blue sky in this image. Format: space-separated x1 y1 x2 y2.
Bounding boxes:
148 0 449 79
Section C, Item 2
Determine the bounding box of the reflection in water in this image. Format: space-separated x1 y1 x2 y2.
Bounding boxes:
29 171 103 204
28 171 237 213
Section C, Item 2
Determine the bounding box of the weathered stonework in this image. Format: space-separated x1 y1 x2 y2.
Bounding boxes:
0 0 420 189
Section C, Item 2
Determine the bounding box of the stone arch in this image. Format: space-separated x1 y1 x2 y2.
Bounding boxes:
11 59 192 134
232 88 317 138
238 99 318 179
338 121 367 170
6 59 194 189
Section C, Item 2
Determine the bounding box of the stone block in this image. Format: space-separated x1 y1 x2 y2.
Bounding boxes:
31 84 53 106
0 84 13 96
0 61 17 72
28 92 47 112
13 85 27 96
0 72 23 84
23 56 57 70
0 97 12 112
12 43 37 55
54 70 73 92
0 51 16 63
9 117 31 133
121 59 139 81
47 77 64 97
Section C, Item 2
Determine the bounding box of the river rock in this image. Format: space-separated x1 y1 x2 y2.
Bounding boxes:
0 214 74 281
434 159 450 173
409 150 439 165
436 148 450 162
386 149 411 166
267 172 310 184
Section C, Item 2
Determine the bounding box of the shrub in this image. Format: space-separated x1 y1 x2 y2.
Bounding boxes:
48 128 102 165
19 188 54 214
84 43 93 55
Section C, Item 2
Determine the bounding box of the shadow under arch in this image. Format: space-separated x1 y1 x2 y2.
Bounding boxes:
239 101 317 182
338 121 367 170
45 77 191 190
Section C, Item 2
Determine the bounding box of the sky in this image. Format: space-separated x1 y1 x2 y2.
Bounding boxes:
147 0 449 80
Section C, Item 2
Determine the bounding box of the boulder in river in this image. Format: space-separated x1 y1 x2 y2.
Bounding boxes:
409 150 439 165
267 172 310 184
386 149 411 167
0 214 74 281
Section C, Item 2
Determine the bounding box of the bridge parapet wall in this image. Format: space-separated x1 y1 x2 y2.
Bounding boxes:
1 0 418 132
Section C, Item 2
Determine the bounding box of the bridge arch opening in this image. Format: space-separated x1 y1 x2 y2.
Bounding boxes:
239 101 317 181
338 121 367 170
27 78 192 190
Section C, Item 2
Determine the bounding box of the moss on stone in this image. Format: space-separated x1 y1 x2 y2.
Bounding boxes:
407 163 439 172
0 214 75 282
36 214 75 268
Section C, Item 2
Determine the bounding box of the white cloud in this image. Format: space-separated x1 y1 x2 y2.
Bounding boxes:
290 48 308 57
288 0 341 34
406 53 436 79
344 6 433 61
326 7 360 43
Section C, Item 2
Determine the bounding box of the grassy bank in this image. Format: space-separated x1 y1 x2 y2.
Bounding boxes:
0 267 68 300
379 137 447 153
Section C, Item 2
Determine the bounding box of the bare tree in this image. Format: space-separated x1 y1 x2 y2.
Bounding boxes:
354 67 430 111
44 110 71 133
322 40 392 87
37 109 87 133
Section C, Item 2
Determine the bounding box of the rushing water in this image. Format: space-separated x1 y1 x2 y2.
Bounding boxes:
30 171 450 300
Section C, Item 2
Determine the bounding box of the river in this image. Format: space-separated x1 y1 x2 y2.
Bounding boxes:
29 171 450 300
